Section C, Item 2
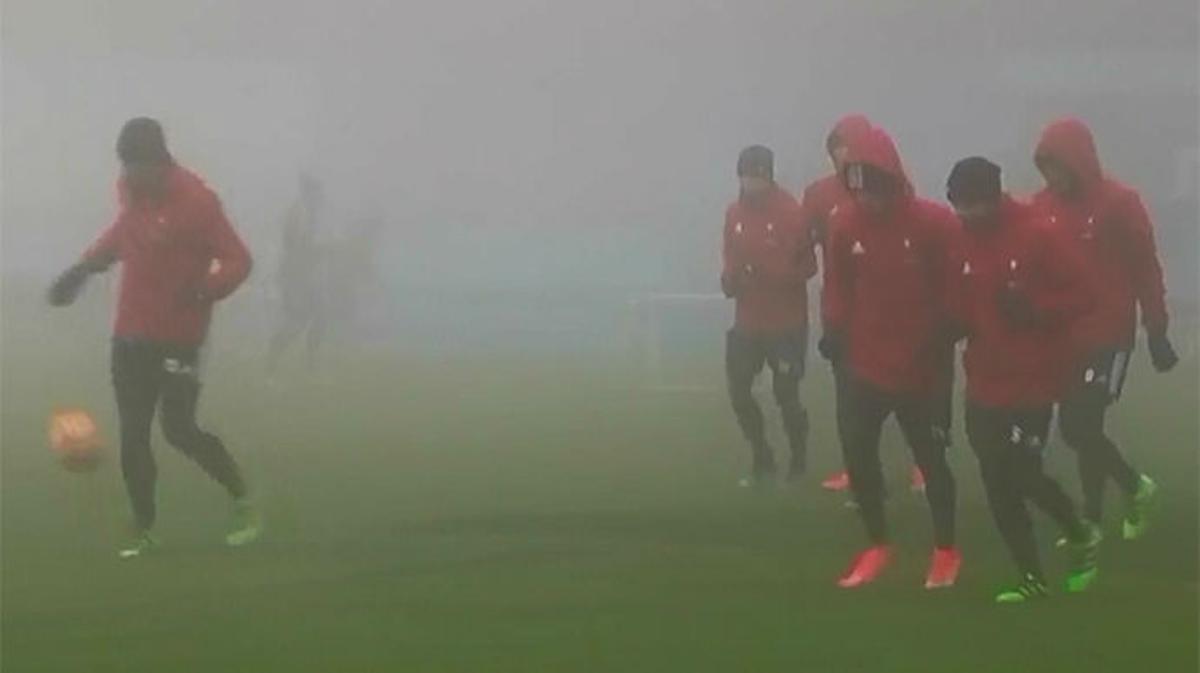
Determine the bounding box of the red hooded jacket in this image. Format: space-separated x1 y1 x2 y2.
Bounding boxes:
802 115 874 329
801 114 875 251
1031 118 1169 355
823 128 958 394
722 185 817 335
947 197 1095 408
82 165 252 347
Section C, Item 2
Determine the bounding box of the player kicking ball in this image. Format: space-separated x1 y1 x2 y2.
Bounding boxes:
943 158 1101 602
721 146 817 485
47 118 262 558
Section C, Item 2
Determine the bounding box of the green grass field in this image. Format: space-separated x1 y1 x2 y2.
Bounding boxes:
2 313 1197 672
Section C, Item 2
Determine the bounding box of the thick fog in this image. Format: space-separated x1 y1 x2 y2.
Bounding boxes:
3 0 1198 357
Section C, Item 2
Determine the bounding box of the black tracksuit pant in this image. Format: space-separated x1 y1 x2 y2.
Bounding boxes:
839 375 956 548
966 402 1085 579
112 338 246 531
726 329 810 474
1058 349 1140 522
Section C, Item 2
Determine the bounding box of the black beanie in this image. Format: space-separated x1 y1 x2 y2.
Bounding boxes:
737 145 774 180
947 156 1001 204
116 117 172 165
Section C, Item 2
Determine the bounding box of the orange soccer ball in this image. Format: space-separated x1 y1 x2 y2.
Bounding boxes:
48 408 104 473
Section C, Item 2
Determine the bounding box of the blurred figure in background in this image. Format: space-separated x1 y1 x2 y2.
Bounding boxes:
323 214 385 339
266 173 326 374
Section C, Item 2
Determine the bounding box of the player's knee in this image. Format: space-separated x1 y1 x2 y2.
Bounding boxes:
727 380 754 406
1058 413 1095 447
160 415 201 450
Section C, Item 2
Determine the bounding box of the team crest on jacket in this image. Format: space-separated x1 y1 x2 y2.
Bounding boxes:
735 222 743 235
851 241 865 255
962 261 972 275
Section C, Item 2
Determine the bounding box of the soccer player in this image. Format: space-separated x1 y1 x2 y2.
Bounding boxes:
801 115 926 495
722 145 818 484
819 127 960 589
47 118 261 558
1032 118 1175 539
266 173 326 373
944 157 1102 603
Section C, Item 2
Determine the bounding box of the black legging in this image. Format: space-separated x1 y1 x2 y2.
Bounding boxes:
839 376 956 548
1058 384 1140 522
726 330 810 470
967 402 1084 579
112 339 246 530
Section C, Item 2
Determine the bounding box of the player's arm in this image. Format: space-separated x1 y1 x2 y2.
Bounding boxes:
818 209 852 361
47 220 121 307
196 191 253 303
1117 193 1175 371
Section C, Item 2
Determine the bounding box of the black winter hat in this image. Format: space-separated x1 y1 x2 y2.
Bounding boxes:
947 156 1002 204
737 145 774 180
116 117 172 165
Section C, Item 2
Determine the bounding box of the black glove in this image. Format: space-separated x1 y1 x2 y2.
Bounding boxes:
47 264 91 307
996 284 1037 329
721 264 756 298
818 331 844 363
1148 331 1178 373
720 273 738 298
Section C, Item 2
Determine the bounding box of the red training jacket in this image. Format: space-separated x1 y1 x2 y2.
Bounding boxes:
722 185 817 335
822 127 958 395
1031 118 1169 356
82 165 252 347
802 114 874 322
946 196 1095 408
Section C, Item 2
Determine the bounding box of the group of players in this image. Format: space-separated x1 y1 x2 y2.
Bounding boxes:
721 115 1179 602
43 114 1181 604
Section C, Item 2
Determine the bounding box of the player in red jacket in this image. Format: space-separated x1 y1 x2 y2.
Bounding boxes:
944 157 1102 603
801 115 925 495
1032 118 1175 540
722 145 817 484
48 118 261 558
819 127 960 589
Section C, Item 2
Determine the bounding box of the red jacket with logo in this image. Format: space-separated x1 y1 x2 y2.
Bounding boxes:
722 186 817 335
82 165 252 347
802 115 874 330
822 128 958 394
946 197 1095 408
801 115 874 252
1031 118 1169 356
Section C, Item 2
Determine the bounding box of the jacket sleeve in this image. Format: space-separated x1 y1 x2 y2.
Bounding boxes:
1032 224 1095 327
1116 192 1169 335
821 208 852 332
80 217 122 272
200 192 253 300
